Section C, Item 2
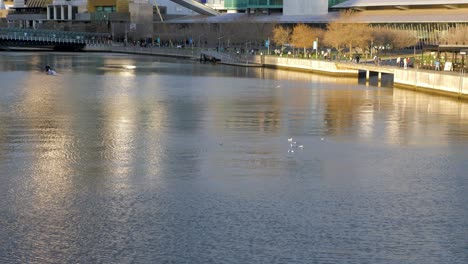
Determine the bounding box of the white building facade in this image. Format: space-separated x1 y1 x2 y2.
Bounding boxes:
283 0 328 16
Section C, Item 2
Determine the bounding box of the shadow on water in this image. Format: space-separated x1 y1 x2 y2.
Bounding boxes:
358 70 394 88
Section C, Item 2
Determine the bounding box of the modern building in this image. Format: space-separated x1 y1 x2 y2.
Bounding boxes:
156 0 199 16
203 0 347 15
3 0 468 45
332 0 468 44
7 0 51 27
0 0 14 18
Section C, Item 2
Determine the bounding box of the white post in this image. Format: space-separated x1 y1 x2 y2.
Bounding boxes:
61 5 65 20
68 5 72 20
267 38 270 55
53 6 57 20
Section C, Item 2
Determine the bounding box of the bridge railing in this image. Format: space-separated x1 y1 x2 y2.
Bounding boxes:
0 27 110 44
0 34 87 44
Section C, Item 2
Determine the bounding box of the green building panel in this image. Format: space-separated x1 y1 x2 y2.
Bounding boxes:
329 0 347 7
224 0 248 10
224 0 283 10
223 0 346 10
248 0 283 8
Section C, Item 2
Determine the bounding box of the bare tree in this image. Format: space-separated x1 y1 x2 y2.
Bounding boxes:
323 22 349 56
290 24 323 55
272 25 291 51
324 11 371 58
392 30 419 49
440 25 468 45
371 27 395 49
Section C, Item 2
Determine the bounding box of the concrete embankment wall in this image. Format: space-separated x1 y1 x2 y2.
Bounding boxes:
261 56 358 77
394 69 468 99
262 56 467 99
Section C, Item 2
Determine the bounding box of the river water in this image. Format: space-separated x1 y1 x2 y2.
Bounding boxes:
0 52 467 263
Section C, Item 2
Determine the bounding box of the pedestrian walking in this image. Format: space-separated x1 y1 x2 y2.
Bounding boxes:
435 60 440 71
396 57 401 67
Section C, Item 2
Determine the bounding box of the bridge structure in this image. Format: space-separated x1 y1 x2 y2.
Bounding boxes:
0 27 110 51
168 0 220 16
335 62 397 81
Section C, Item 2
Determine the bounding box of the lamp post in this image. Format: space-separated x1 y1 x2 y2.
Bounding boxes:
198 34 205 49
217 36 223 52
314 38 318 59
245 41 251 64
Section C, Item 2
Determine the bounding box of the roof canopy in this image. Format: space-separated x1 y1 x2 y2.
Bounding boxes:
334 0 468 9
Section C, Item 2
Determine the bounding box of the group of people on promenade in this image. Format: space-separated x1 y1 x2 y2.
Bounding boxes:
396 57 412 69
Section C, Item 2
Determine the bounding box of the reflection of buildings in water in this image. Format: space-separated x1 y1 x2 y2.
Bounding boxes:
0 52 141 73
0 53 43 71
256 68 359 85
323 87 394 138
99 72 166 182
210 96 282 133
0 53 87 72
211 69 359 134
388 88 468 145
8 72 78 257
0 100 8 163
323 85 468 145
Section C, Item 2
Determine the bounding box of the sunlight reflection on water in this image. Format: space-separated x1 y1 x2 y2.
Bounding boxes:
0 52 467 264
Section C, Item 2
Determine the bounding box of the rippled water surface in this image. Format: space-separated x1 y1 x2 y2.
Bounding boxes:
0 52 467 263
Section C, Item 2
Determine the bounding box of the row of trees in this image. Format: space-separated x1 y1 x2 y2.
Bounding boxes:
149 11 467 55
440 25 468 44
272 12 420 57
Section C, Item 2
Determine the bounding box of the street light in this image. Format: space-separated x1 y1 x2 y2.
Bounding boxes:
245 41 251 64
217 36 223 52
198 34 205 49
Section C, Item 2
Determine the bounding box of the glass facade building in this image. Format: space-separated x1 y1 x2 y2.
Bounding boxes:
206 0 346 10
220 0 283 10
328 0 347 7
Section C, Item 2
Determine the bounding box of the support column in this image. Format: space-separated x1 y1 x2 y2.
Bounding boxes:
53 6 57 20
47 6 50 20
366 70 370 80
68 5 72 20
61 5 65 20
378 72 382 81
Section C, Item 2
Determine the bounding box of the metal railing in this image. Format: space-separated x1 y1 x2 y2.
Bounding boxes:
0 27 110 43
